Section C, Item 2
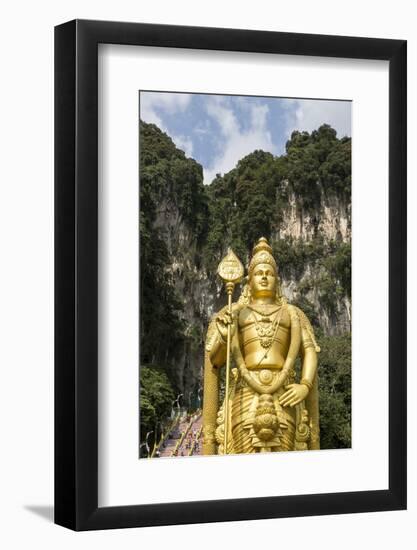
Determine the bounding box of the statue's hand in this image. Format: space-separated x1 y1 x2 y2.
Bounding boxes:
215 310 236 342
279 384 309 407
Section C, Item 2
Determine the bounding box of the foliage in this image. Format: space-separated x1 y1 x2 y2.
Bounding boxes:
316 333 352 449
285 124 351 208
323 241 351 298
139 365 176 442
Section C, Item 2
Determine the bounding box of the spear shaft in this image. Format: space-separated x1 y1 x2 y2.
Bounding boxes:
223 282 234 454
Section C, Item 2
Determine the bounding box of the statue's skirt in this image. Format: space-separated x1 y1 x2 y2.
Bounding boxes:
229 379 296 453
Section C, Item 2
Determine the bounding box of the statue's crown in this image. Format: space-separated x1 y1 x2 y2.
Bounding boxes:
248 237 277 275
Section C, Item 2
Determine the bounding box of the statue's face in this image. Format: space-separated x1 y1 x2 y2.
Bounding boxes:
249 263 276 298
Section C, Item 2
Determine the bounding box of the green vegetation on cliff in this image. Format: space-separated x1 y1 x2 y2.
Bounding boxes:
140 122 208 370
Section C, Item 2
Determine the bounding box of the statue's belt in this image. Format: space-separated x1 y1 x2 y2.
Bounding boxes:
242 364 285 370
235 368 292 394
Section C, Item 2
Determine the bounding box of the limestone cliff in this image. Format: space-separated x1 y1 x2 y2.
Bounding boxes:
140 121 351 399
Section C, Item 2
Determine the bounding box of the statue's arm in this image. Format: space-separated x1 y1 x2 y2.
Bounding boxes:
279 307 319 408
299 326 318 392
297 305 321 393
206 327 227 367
205 307 227 367
206 305 239 367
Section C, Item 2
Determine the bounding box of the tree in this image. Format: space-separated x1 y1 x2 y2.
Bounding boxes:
140 365 176 443
317 333 351 449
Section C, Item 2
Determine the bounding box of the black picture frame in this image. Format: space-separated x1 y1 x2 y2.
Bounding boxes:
55 19 407 531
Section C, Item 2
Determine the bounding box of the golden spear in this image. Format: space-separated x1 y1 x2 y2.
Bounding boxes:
217 249 244 454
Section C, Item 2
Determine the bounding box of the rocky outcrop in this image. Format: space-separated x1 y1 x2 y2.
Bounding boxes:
277 191 351 243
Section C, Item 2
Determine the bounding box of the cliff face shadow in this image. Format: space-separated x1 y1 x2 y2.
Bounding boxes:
24 505 54 523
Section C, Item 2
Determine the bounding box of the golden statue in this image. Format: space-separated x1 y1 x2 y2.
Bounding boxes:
202 237 320 454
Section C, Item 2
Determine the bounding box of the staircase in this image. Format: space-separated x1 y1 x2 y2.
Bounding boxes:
157 410 203 458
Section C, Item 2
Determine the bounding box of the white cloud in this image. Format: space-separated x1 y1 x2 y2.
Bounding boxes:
140 92 194 158
284 99 351 141
194 119 211 136
172 135 193 157
203 98 274 184
206 96 240 137
140 92 192 126
250 104 269 132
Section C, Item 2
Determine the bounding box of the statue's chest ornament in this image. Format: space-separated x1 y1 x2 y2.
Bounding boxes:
232 304 300 397
248 306 282 351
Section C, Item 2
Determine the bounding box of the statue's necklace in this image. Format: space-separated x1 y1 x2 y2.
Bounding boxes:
249 308 282 350
247 304 280 317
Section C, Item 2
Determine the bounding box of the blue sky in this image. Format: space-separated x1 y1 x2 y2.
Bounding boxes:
140 91 351 185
